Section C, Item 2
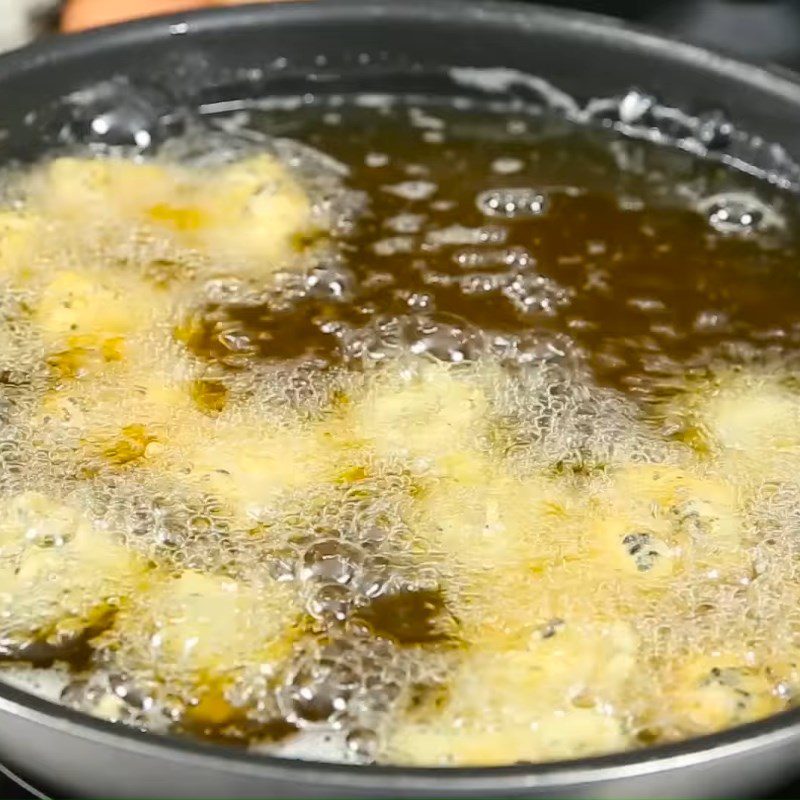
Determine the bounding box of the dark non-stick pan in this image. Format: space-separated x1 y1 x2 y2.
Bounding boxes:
2 2 800 797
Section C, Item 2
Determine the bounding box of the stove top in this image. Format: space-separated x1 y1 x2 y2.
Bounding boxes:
2 0 800 797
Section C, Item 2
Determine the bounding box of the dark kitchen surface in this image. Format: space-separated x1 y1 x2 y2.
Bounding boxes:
0 765 49 800
1 0 800 798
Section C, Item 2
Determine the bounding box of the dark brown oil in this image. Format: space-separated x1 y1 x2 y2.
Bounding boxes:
196 101 800 399
353 588 459 646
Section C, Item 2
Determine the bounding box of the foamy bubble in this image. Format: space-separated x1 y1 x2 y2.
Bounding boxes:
343 315 485 366
382 181 437 201
476 187 547 219
425 225 507 247
502 272 573 316
452 245 532 271
491 157 525 175
697 191 785 236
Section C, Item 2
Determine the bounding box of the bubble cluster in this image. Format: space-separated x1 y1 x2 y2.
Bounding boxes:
342 314 485 366
476 187 548 219
697 191 785 236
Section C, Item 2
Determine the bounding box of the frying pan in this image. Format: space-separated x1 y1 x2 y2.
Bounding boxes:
1 1 800 797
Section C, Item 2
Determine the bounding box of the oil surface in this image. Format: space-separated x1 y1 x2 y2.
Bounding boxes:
1 96 800 767
247 102 800 398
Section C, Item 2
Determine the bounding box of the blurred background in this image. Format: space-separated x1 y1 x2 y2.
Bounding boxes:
557 0 800 69
2 0 800 73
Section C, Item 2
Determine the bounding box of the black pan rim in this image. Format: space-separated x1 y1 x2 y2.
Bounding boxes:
1 0 800 789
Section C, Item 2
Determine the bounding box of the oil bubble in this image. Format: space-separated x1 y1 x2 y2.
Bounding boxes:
59 78 180 151
698 191 785 235
476 188 547 219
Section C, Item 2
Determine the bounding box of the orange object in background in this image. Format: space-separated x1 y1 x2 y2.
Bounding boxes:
62 0 282 32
